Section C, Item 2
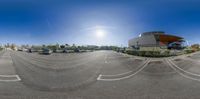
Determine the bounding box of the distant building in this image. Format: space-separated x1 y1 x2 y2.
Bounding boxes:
128 31 185 50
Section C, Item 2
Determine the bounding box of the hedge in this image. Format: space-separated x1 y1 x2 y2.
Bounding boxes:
126 50 171 57
184 49 194 54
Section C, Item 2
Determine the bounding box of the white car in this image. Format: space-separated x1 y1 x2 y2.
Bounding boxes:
41 48 52 55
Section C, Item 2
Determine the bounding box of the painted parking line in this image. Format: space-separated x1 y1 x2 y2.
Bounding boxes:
183 57 200 66
97 59 151 81
104 55 108 63
100 70 133 77
165 59 200 82
0 75 21 82
167 58 200 77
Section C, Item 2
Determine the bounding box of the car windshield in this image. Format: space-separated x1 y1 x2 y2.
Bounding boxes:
0 0 200 99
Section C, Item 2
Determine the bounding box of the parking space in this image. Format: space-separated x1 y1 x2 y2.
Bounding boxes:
100 55 145 75
13 51 102 70
0 51 20 82
1 50 200 98
188 53 200 60
141 60 176 76
171 57 200 75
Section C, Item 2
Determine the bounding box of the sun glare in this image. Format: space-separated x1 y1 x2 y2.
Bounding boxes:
96 29 106 38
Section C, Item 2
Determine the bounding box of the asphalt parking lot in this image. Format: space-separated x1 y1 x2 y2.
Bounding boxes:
1 50 200 99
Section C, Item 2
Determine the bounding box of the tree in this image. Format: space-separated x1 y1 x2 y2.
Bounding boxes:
60 45 65 49
65 44 69 46
11 44 16 50
42 44 46 48
191 44 200 51
56 43 59 50
72 44 76 47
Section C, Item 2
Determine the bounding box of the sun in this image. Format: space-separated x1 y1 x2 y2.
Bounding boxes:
96 29 106 38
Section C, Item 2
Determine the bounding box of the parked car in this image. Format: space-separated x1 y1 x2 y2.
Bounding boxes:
74 48 80 52
63 49 74 53
28 49 38 53
40 48 52 55
17 49 23 51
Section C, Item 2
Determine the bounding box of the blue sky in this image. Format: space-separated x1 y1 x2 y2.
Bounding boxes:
0 0 200 46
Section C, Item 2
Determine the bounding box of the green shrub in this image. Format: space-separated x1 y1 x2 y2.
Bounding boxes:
160 50 170 57
126 50 171 57
184 49 194 54
126 50 137 55
138 51 145 56
153 51 160 57
145 51 161 57
144 51 152 57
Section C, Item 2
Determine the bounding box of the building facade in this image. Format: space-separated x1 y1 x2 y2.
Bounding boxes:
128 31 185 50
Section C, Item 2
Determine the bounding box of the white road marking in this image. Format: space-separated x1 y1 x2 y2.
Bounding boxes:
15 75 21 81
104 55 108 63
0 52 21 82
100 71 133 77
167 58 200 77
97 59 151 81
97 74 102 80
183 57 200 66
165 59 200 82
0 75 21 82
